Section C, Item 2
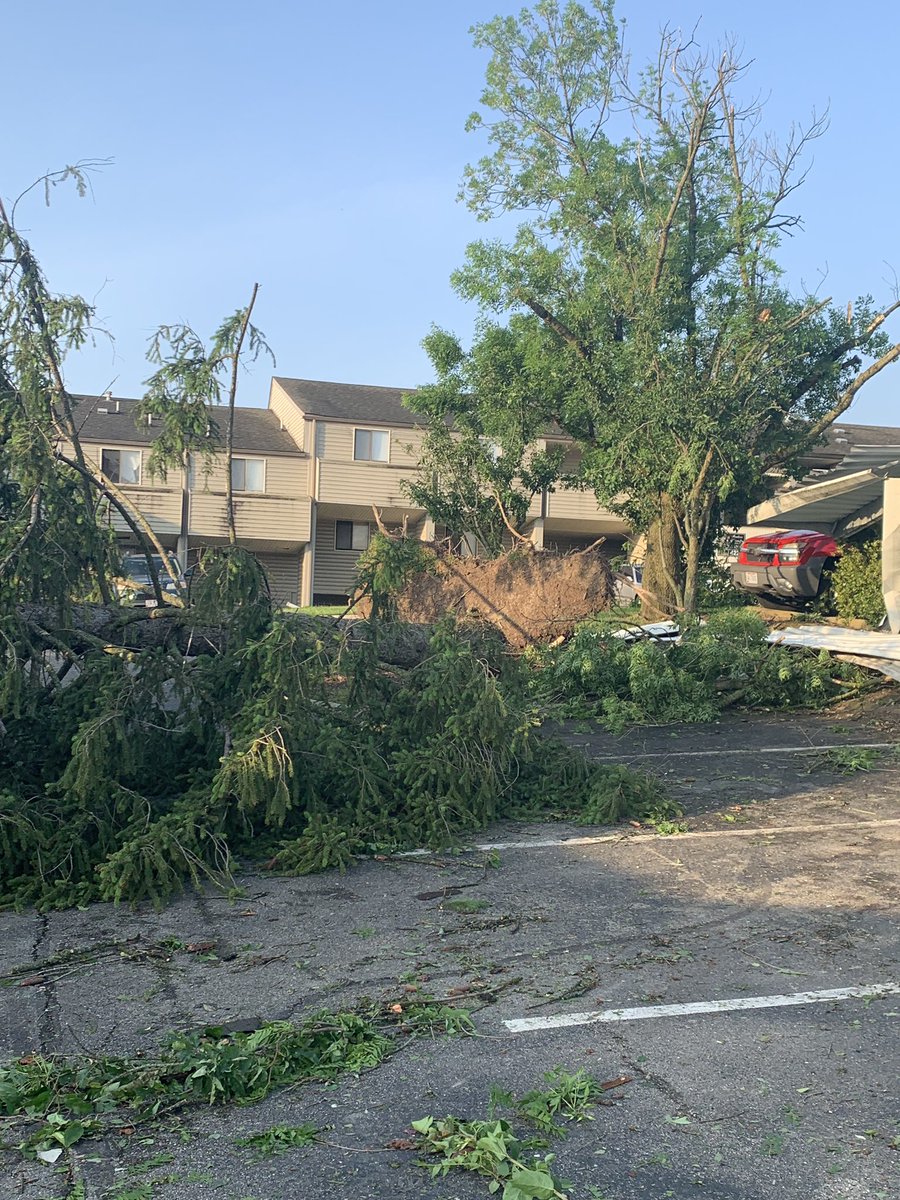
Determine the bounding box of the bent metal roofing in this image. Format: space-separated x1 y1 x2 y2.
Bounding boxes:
72 395 304 456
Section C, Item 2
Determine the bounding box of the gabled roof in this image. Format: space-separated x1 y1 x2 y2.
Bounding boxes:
273 377 422 427
829 421 900 448
72 396 304 456
803 421 900 469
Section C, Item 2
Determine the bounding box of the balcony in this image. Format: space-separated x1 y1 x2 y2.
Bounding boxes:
106 486 182 536
316 460 417 510
188 491 311 544
546 485 624 526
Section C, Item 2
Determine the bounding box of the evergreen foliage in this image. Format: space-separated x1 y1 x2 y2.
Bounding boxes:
538 608 869 730
0 535 663 911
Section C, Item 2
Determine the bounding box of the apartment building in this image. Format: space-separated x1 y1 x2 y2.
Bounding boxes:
73 378 630 605
74 396 310 602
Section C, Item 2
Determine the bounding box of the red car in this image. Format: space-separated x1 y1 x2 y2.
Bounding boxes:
729 530 840 604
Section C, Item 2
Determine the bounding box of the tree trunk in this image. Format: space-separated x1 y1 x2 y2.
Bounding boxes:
18 607 444 668
682 527 703 615
641 494 683 617
225 283 260 545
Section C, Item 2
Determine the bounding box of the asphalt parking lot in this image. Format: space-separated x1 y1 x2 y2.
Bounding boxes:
1 707 898 1200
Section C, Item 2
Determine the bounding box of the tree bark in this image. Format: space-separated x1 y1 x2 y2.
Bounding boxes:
640 495 683 617
225 283 260 545
17 606 444 668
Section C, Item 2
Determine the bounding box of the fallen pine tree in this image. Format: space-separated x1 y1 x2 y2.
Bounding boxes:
17 601 448 668
0 540 668 911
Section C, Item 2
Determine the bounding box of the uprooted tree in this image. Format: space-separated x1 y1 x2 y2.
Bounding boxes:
0 170 665 910
408 0 900 613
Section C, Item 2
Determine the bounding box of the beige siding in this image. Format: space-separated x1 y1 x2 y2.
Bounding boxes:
102 487 183 537
78 442 184 536
317 461 421 509
255 551 302 605
315 421 425 467
189 454 311 542
189 493 311 543
313 516 366 598
314 421 427 509
268 381 306 451
192 454 307 498
547 487 615 522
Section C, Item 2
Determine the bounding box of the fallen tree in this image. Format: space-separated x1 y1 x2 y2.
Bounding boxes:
1 541 668 911
17 603 441 667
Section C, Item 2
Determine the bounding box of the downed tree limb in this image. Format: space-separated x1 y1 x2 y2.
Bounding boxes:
19 603 222 657
14 605 489 669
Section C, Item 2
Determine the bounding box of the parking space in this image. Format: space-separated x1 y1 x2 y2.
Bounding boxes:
1 707 898 1199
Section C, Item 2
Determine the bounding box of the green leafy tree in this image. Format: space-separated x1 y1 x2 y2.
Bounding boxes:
413 0 900 611
138 283 273 544
404 327 565 554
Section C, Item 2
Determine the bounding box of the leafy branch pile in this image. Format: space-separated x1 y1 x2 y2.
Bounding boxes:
534 608 870 731
0 538 663 910
0 996 465 1160
413 1067 611 1200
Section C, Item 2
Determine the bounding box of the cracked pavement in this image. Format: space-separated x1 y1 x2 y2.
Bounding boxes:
1 706 899 1199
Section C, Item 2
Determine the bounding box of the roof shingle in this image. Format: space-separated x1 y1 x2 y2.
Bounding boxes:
72 396 304 456
272 377 422 427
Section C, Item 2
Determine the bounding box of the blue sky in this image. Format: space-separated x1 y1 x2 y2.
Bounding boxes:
5 1 898 423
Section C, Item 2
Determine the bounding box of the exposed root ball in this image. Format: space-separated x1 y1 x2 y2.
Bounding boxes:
385 545 615 648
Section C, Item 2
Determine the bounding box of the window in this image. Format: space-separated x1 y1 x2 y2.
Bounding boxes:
101 448 141 484
231 457 265 492
335 521 370 551
353 428 389 462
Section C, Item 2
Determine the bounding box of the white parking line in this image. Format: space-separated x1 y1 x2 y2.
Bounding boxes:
504 983 900 1034
426 816 900 855
589 741 895 760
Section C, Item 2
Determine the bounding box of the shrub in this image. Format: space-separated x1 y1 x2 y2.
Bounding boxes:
832 540 885 627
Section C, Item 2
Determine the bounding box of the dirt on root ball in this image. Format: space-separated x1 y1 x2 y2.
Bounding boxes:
389 544 615 648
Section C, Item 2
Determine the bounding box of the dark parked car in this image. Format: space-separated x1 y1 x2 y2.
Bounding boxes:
114 553 184 606
729 530 839 605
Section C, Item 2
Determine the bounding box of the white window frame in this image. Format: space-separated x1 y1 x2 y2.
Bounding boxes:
231 457 266 493
334 520 370 552
101 447 142 485
480 437 502 463
353 427 390 463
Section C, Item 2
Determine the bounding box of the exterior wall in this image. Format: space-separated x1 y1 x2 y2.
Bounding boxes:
544 445 623 524
255 550 302 605
546 488 622 523
79 443 184 538
268 380 306 451
315 422 426 509
313 515 366 599
188 454 310 543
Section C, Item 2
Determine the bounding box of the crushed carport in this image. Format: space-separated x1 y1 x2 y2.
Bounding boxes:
745 443 900 631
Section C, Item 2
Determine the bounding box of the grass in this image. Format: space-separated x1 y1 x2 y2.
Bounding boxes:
291 604 355 617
